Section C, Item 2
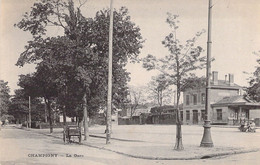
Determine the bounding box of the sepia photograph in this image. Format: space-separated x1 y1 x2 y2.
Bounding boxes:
0 0 260 164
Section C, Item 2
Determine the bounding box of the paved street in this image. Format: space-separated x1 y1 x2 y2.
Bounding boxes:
0 125 260 165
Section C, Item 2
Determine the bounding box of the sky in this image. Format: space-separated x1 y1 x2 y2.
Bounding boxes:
0 0 260 95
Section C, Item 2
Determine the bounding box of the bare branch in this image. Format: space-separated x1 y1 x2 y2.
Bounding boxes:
78 0 88 9
55 2 66 29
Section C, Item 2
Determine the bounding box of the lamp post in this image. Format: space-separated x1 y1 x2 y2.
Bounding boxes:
106 0 114 144
200 0 214 147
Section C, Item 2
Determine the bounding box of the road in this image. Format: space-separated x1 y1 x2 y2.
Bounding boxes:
0 125 260 165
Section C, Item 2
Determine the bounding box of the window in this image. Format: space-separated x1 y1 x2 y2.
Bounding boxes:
217 109 222 120
201 110 205 120
180 111 183 121
186 110 190 120
186 95 190 105
193 94 197 105
201 93 205 104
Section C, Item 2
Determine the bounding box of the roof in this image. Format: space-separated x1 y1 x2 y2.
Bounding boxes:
151 104 183 112
183 79 241 92
212 95 260 108
213 95 245 104
210 80 241 89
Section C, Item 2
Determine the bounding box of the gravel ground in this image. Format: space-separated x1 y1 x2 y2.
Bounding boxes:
24 124 260 159
1 124 260 165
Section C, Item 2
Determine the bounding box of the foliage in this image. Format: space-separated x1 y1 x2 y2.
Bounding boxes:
148 74 173 106
0 114 15 122
15 0 144 121
246 51 260 102
142 13 206 150
182 76 206 91
0 80 11 117
9 89 46 123
143 13 206 106
9 89 28 114
126 85 148 117
150 105 176 114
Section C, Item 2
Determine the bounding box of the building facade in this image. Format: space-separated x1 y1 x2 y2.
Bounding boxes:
181 72 244 125
211 95 260 124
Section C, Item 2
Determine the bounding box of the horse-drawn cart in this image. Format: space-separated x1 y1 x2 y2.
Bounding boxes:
63 125 82 144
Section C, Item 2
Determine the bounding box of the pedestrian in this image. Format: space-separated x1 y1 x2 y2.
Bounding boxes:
248 121 256 132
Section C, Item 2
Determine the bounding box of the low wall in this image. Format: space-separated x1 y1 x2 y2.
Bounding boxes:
118 114 176 125
31 122 78 129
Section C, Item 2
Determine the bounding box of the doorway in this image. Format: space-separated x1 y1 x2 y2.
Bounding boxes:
193 110 198 124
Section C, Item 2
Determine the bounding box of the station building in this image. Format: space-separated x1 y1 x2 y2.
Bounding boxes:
181 71 260 125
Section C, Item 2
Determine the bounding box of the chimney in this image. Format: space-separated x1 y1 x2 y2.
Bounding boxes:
228 74 234 86
212 71 218 85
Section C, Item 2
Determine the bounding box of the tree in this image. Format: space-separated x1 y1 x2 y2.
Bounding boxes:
15 0 143 138
0 80 11 120
246 51 260 102
148 74 173 107
127 86 148 117
18 72 58 133
143 13 206 150
182 76 206 89
9 89 45 124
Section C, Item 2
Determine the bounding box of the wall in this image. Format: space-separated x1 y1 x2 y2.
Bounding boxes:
209 88 239 104
249 109 260 119
151 114 176 124
182 87 239 125
183 88 205 125
182 109 205 125
211 106 229 124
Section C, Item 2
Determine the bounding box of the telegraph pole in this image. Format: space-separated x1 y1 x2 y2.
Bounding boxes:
28 96 31 128
106 0 114 144
200 0 214 147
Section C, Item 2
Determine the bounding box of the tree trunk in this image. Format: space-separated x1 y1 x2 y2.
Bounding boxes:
53 110 56 124
62 106 66 126
157 88 160 106
44 103 48 123
45 98 53 134
76 116 78 126
83 92 89 140
62 106 67 135
160 90 163 106
174 90 184 150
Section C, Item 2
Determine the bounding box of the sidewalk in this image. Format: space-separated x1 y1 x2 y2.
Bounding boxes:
16 124 260 160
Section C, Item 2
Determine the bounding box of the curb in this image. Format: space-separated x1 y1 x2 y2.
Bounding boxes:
89 134 145 142
16 126 260 160
210 125 260 129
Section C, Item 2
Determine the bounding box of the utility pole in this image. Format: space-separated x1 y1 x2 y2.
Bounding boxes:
106 0 114 144
28 96 31 128
200 0 214 147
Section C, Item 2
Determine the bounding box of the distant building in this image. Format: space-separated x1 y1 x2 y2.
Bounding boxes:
211 95 260 124
182 71 260 125
150 105 182 124
118 103 153 117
